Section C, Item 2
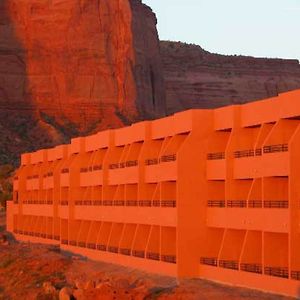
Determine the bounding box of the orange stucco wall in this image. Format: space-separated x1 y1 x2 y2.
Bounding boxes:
7 89 300 297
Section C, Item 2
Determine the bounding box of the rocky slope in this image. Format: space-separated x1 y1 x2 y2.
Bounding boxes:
0 0 165 165
161 41 300 114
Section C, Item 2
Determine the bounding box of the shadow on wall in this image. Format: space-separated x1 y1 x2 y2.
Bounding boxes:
0 0 60 167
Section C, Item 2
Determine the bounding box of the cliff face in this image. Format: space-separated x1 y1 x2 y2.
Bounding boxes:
1 1 300 166
161 41 300 114
0 0 165 164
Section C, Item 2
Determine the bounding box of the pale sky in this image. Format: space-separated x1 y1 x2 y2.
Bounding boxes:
142 0 300 61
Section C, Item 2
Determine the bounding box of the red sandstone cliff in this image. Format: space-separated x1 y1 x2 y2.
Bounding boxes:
1 1 300 166
0 0 165 164
161 41 300 114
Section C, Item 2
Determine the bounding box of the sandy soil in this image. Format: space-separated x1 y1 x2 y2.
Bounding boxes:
0 213 292 300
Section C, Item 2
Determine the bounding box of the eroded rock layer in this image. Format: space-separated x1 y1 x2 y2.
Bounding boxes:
161 41 300 114
0 0 165 164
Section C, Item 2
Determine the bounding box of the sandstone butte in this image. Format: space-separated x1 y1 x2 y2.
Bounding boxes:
0 0 300 166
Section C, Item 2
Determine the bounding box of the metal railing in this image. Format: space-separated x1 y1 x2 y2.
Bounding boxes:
234 149 255 158
120 248 131 256
97 244 107 251
200 257 218 267
27 175 39 179
126 200 138 206
132 250 145 258
109 161 138 169
264 267 289 278
108 246 119 253
291 271 300 281
227 200 247 208
161 200 176 208
138 200 152 207
207 152 225 160
146 252 160 261
263 144 288 154
264 200 288 209
87 243 96 249
160 154 177 163
161 255 176 264
240 263 262 274
234 148 263 158
114 200 125 206
219 260 239 270
248 200 263 208
145 154 177 165
145 158 159 165
207 200 225 208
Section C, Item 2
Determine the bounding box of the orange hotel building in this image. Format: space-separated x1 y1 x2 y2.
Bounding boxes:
6 89 300 297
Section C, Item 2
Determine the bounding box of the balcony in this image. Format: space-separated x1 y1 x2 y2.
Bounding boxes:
42 173 54 189
74 204 176 226
206 207 289 232
60 169 70 187
26 175 39 190
145 155 177 183
206 152 226 180
108 161 139 185
80 166 103 187
233 144 289 179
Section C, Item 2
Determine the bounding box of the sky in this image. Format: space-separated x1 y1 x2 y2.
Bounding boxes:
142 0 300 61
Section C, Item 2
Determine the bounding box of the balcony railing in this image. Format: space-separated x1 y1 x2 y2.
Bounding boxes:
200 257 218 267
145 158 159 166
120 248 131 256
145 154 177 165
27 175 39 180
43 172 53 178
78 242 86 248
125 160 138 167
234 149 255 158
240 263 262 274
109 161 138 170
146 252 160 261
207 200 288 208
138 200 152 207
22 200 53 205
132 250 145 258
291 271 300 281
80 165 103 173
161 255 176 264
248 200 263 208
207 200 226 208
219 260 239 270
161 200 176 208
160 154 176 163
234 148 263 158
22 199 177 208
264 267 289 278
87 243 96 249
227 200 247 208
263 144 288 154
264 200 288 209
97 244 107 251
207 152 225 160
108 246 119 253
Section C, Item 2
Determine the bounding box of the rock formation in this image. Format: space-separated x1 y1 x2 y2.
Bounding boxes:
0 0 165 165
1 0 300 165
161 41 300 114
